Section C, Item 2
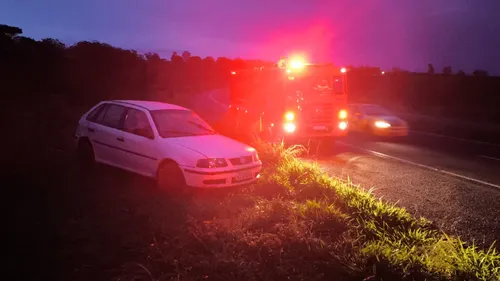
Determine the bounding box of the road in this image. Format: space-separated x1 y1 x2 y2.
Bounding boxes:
200 89 500 248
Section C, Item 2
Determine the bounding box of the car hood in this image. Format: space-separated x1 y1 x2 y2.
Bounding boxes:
367 115 407 126
165 134 254 158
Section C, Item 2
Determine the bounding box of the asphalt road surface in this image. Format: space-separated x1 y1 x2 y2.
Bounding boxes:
315 134 500 248
200 89 500 248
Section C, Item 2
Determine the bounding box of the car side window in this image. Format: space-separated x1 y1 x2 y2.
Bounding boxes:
86 104 107 123
357 106 366 116
100 104 127 129
123 108 154 139
353 106 363 117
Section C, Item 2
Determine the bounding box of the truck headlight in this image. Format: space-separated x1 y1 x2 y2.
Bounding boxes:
338 109 348 119
283 122 296 133
196 158 228 168
284 112 295 121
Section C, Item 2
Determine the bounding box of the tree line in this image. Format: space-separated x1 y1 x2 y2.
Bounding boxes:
0 24 274 106
426 63 489 77
1 23 495 111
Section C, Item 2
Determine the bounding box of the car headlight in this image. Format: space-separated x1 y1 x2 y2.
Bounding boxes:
338 121 348 130
375 121 391 128
196 158 228 168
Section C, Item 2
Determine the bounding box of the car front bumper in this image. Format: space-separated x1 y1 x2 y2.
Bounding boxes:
181 163 263 188
373 126 409 137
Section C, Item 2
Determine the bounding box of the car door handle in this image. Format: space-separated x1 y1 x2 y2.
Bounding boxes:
116 137 124 142
88 128 95 133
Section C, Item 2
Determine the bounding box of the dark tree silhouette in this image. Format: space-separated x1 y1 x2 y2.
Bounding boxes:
0 23 280 107
456 70 466 76
0 24 22 37
182 50 191 62
442 66 452 75
427 63 435 74
204 56 215 64
473 69 489 77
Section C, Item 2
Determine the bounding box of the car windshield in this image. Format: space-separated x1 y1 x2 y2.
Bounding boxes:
363 105 392 116
150 109 216 138
288 75 344 96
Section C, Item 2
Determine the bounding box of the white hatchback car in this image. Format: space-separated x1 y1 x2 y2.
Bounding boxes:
74 100 262 189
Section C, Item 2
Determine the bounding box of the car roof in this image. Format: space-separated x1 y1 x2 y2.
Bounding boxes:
110 100 189 111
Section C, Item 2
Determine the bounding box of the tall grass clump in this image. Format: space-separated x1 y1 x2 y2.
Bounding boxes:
249 141 500 281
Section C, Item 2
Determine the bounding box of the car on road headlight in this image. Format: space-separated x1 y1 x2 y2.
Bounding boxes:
347 103 409 137
74 100 262 190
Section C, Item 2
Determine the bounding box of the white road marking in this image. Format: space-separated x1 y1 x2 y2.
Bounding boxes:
479 155 500 162
208 91 229 109
337 141 500 190
346 155 363 165
410 130 500 147
342 155 365 175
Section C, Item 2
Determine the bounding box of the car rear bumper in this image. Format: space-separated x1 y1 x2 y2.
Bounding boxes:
182 163 262 188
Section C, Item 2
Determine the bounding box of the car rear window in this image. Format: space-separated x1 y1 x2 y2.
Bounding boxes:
86 103 107 123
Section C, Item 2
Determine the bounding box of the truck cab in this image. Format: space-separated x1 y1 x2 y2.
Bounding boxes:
278 63 348 141
224 57 349 145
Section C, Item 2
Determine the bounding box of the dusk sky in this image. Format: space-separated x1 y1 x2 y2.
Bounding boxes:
1 0 499 74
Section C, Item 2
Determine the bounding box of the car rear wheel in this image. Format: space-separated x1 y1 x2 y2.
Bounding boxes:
157 161 189 194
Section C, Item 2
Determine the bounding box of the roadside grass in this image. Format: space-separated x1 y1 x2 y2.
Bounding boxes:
120 142 500 281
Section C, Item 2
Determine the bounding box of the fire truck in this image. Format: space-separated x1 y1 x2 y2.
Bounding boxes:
221 56 349 148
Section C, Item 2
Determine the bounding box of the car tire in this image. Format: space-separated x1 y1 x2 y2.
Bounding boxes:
157 161 189 194
77 139 96 172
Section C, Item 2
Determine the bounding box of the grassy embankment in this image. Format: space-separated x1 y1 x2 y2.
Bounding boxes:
120 142 499 281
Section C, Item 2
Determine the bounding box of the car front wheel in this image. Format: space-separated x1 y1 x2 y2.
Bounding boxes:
157 161 188 193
